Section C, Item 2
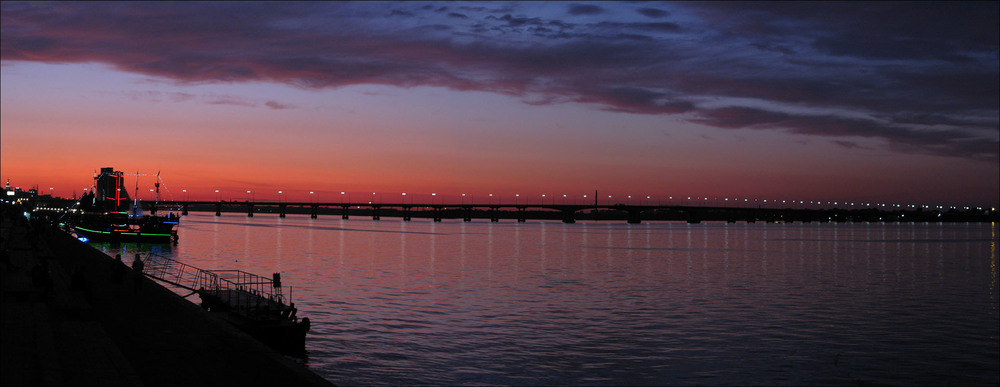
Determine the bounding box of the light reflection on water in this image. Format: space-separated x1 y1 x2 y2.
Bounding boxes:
94 214 999 386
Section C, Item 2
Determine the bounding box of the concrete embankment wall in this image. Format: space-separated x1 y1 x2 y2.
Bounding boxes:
1 207 333 387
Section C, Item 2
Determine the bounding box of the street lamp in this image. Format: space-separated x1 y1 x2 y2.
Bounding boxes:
215 189 220 201
247 190 252 202
183 189 188 201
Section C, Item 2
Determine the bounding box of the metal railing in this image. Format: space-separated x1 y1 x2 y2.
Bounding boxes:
141 253 219 293
139 253 292 319
210 269 288 314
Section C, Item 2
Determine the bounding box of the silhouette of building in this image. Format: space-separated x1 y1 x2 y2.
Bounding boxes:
94 167 131 209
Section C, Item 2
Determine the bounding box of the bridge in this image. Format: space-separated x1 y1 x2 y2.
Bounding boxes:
24 197 995 224
135 200 992 224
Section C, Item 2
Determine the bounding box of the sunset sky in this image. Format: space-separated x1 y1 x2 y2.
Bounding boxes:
2 2 997 207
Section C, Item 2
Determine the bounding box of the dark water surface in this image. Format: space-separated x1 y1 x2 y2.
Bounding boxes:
95 214 999 386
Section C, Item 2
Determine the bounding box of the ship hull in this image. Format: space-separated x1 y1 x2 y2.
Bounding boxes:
65 212 178 243
71 225 176 243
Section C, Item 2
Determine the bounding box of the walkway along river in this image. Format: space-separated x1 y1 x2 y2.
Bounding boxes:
0 205 333 387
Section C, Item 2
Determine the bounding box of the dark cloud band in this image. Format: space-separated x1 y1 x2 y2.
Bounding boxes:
2 2 996 159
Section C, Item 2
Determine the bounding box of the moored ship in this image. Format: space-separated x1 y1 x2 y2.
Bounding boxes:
61 167 179 243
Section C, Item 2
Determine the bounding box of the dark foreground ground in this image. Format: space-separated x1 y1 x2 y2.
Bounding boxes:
1 206 333 387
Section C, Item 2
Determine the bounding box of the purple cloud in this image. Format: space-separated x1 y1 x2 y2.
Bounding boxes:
568 4 604 16
1 2 996 159
265 100 294 110
637 8 669 18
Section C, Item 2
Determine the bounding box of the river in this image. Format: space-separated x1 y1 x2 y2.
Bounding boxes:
92 213 999 386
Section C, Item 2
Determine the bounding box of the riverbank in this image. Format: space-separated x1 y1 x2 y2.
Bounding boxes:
1 206 333 387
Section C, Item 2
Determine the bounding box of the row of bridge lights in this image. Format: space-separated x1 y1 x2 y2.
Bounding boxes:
59 185 992 212
196 189 991 212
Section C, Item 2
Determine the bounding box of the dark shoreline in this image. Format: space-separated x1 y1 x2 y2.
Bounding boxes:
1 204 334 387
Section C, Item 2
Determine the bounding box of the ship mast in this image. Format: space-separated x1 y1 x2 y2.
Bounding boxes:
135 171 140 203
155 171 161 204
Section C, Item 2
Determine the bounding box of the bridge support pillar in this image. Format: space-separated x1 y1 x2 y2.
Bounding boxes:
279 204 286 218
247 203 254 217
561 209 576 223
490 206 499 222
215 202 222 216
517 207 526 223
182 203 189 216
626 209 642 224
372 205 380 220
685 209 701 224
340 205 349 219
402 206 411 221
433 207 442 222
463 206 472 222
311 204 319 219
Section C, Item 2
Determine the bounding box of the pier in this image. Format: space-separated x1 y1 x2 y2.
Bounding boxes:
0 204 333 387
